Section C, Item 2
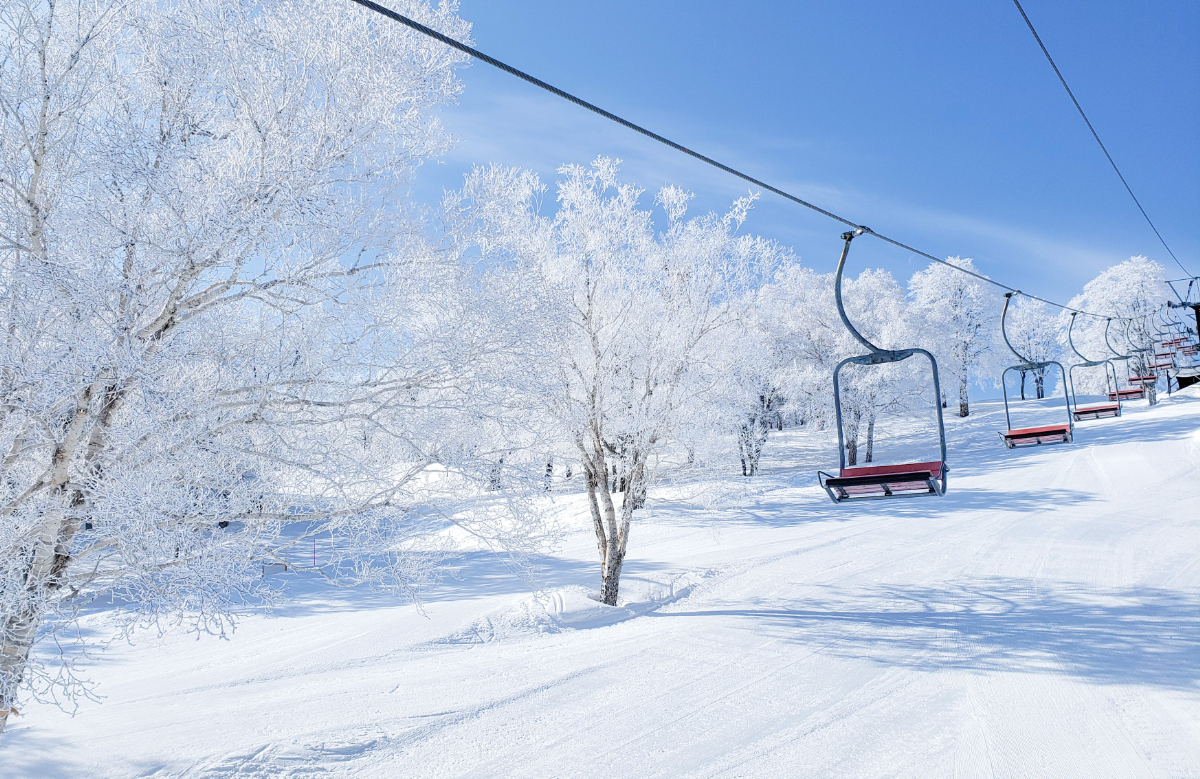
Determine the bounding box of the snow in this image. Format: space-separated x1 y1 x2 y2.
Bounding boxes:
4 389 1199 778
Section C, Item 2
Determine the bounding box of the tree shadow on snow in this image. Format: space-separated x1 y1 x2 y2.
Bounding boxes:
712 484 1101 528
0 730 82 779
268 549 601 617
658 578 1200 689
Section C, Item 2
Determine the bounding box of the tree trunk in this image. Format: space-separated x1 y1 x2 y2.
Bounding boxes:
1035 368 1046 399
2 392 93 734
600 551 624 605
845 409 861 466
737 416 769 477
581 438 633 606
958 377 970 417
865 412 875 463
0 512 61 734
1020 370 1026 400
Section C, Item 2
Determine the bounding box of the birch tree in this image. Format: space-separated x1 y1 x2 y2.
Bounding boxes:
908 257 997 417
1059 256 1169 397
0 0 485 733
452 160 780 605
759 264 921 466
1004 297 1059 399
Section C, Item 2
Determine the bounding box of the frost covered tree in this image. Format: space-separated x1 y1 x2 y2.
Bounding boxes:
759 264 920 466
753 265 841 430
0 0 488 733
1059 256 1169 397
450 160 780 605
703 279 803 477
834 269 921 465
1003 297 1060 399
729 327 784 477
908 258 997 417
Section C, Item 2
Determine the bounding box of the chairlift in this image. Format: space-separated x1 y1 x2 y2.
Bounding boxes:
817 230 948 503
996 293 1073 448
1101 319 1145 402
1142 308 1179 394
1065 312 1122 421
1122 319 1158 388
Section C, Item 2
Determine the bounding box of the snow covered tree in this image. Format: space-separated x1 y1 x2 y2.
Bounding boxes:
702 281 800 477
1003 297 1060 399
451 159 780 605
759 263 921 466
0 0 483 734
1059 256 1170 398
908 257 997 417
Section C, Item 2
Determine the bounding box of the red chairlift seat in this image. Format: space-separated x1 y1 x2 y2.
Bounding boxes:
1107 387 1144 401
819 461 945 502
1128 374 1157 384
998 423 1073 449
1073 403 1121 421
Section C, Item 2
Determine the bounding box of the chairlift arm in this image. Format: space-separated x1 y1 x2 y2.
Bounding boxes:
1066 312 1091 362
1000 292 1038 365
1123 317 1147 354
1104 318 1130 360
834 229 889 356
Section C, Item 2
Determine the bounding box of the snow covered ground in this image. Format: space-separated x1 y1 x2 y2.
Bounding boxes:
4 390 1199 778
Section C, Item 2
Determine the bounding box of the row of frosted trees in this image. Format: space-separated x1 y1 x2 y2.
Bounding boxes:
0 0 1180 732
730 253 1173 473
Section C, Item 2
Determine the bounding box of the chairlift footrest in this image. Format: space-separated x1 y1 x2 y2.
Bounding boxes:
999 425 1073 448
818 462 946 503
1073 404 1121 421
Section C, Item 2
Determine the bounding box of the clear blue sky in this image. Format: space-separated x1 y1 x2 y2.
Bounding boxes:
408 0 1199 305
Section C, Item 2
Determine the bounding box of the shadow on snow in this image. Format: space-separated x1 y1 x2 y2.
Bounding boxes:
658 578 1200 690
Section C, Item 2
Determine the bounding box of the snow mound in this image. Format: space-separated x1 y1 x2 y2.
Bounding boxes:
545 570 717 630
423 569 720 646
423 596 562 647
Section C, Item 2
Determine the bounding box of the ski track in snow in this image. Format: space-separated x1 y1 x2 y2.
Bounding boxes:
3 392 1199 778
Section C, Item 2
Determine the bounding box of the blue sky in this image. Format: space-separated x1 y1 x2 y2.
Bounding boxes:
408 0 1198 305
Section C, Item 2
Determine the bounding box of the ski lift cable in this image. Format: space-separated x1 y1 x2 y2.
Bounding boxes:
1010 0 1193 279
349 0 1130 321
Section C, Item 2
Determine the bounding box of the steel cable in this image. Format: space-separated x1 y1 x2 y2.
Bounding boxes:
1011 0 1192 279
348 0 1134 320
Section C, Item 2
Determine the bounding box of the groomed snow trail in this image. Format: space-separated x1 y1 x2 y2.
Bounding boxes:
3 392 1199 778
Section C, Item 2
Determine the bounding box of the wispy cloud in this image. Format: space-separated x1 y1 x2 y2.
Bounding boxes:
415 72 1139 301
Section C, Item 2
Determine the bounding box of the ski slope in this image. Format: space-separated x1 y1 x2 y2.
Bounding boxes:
3 390 1199 778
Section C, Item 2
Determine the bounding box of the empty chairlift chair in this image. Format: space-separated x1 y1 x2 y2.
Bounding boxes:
1102 318 1145 402
997 292 1073 448
1122 319 1159 395
817 230 948 503
1066 312 1122 421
